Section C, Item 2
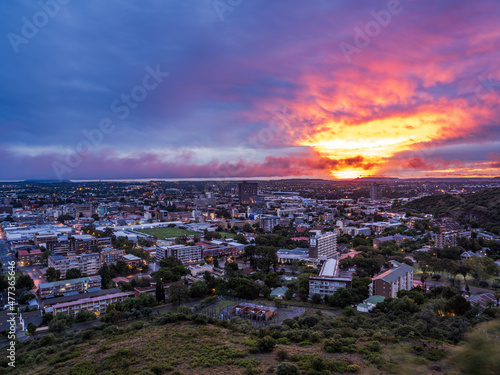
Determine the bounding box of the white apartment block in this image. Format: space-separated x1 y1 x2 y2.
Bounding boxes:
155 245 203 264
48 253 101 278
309 232 337 259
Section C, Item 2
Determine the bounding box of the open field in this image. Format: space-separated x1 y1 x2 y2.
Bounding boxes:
218 231 236 239
136 227 200 239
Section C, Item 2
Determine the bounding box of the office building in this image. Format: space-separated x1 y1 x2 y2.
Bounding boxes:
238 181 258 205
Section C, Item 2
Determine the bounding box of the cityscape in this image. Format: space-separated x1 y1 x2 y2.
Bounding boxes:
1 1 500 375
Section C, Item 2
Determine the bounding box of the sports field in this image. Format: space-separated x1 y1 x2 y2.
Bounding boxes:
136 227 200 239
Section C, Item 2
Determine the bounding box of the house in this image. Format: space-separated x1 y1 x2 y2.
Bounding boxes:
370 261 413 298
19 310 43 332
460 251 486 259
357 295 386 312
270 287 288 299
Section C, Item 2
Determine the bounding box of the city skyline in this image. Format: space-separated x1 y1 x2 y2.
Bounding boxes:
1 0 500 180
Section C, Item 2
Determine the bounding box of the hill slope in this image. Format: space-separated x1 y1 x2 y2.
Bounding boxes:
403 188 500 227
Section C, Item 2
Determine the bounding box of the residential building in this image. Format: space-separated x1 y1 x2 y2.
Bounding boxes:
48 253 101 278
51 291 130 317
99 248 126 264
309 232 337 259
17 248 43 266
370 261 413 298
309 258 352 299
435 231 459 248
45 234 112 254
259 215 280 232
155 244 203 264
39 276 102 299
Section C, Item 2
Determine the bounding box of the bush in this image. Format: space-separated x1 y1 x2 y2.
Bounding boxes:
276 337 290 345
277 349 288 361
276 363 298 375
478 280 489 288
431 274 441 281
424 348 446 361
258 336 276 352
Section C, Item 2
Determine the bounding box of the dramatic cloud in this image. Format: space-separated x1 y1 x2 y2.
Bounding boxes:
1 0 499 180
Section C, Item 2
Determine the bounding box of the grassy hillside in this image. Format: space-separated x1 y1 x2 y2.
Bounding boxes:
402 188 500 230
4 304 496 375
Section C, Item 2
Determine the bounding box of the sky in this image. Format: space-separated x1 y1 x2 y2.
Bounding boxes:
1 0 500 180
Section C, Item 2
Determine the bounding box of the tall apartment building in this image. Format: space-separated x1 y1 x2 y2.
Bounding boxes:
370 261 413 298
309 232 337 259
155 245 203 264
369 182 380 201
259 215 280 232
238 181 258 205
75 204 94 217
48 253 101 278
435 231 459 248
309 258 352 299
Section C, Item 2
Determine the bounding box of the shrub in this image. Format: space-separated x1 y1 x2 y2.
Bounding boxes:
424 348 446 361
258 336 276 352
276 363 299 375
478 280 489 288
366 341 381 352
276 337 290 345
277 349 288 361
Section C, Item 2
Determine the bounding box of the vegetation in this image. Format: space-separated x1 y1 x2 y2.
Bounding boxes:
401 187 500 234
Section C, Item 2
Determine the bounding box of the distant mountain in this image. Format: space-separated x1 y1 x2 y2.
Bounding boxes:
402 187 500 225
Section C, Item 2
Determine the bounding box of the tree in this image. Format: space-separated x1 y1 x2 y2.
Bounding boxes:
235 234 248 244
168 283 190 305
27 323 37 335
65 268 82 280
19 291 35 304
45 267 61 282
16 274 34 290
49 313 71 333
98 263 113 288
57 214 74 223
155 279 165 303
328 288 354 308
311 293 323 304
189 281 208 298
91 214 100 221
457 263 471 289
264 272 280 289
75 309 96 323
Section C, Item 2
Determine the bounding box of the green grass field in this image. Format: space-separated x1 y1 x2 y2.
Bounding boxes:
218 231 236 239
136 227 200 239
